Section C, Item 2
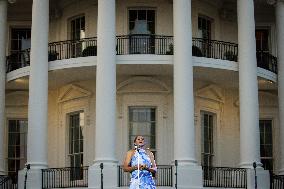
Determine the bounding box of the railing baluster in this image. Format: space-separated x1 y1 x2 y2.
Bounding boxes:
5 36 278 74
202 166 247 188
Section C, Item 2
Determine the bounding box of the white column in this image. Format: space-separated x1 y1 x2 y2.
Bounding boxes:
173 0 202 188
18 0 49 188
0 0 7 175
237 0 261 168
276 0 284 175
88 0 117 188
238 1 270 188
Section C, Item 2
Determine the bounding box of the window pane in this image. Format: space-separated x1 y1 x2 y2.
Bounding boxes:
69 112 84 168
138 10 146 20
129 10 137 21
129 107 156 151
8 120 27 178
129 10 155 34
259 120 273 171
201 112 214 166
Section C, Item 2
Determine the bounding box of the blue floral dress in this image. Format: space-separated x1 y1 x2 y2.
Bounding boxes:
129 149 156 189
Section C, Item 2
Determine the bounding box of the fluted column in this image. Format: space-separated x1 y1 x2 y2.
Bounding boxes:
173 0 195 165
27 0 49 169
173 0 202 188
237 0 261 168
88 0 117 188
18 0 49 188
0 0 7 175
276 0 284 175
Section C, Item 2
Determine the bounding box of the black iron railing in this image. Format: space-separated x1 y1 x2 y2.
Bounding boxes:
271 174 284 189
202 166 247 188
5 36 278 74
257 51 278 73
192 38 238 61
118 165 173 187
42 166 88 189
116 34 174 55
6 49 30 73
0 175 17 189
48 37 97 60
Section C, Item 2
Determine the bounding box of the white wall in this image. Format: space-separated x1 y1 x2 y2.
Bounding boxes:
5 75 280 170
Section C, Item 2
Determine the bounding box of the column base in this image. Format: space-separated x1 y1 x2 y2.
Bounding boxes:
174 163 203 189
0 156 5 175
246 168 270 189
88 161 118 189
18 168 43 189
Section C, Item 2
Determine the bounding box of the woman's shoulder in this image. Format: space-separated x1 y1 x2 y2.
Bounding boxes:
126 149 135 156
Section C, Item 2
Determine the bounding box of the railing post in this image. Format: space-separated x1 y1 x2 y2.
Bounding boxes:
100 163 103 189
24 164 30 189
175 160 178 189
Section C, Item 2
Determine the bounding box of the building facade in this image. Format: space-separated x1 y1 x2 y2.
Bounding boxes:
0 0 284 188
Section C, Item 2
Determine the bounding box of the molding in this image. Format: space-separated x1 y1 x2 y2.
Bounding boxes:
58 84 92 103
6 91 29 107
195 84 224 103
117 76 171 94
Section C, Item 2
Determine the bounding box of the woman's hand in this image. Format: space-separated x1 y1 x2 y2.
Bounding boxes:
140 164 149 171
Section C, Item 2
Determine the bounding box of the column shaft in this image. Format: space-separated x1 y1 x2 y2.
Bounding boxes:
27 0 49 168
173 0 196 164
276 0 284 175
89 1 117 188
95 0 116 162
0 0 7 175
237 0 261 168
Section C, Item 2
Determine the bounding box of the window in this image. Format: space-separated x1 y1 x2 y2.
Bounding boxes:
129 10 155 34
8 120 28 183
69 16 85 57
259 120 273 171
70 16 85 40
10 28 31 54
201 112 215 180
9 28 31 70
68 112 84 180
128 9 155 54
255 29 269 53
129 107 156 154
198 17 211 40
198 16 212 57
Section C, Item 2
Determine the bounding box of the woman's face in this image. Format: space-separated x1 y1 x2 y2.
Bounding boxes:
134 136 145 147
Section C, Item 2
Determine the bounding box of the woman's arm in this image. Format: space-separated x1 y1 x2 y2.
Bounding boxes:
123 150 137 172
145 150 157 173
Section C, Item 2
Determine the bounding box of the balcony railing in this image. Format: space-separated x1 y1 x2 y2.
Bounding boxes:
0 175 17 189
5 35 277 74
116 34 174 55
202 166 247 188
257 51 278 73
118 165 173 187
271 174 284 189
192 38 238 61
42 166 88 189
48 37 98 60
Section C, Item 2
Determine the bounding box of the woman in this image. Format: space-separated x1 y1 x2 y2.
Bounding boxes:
123 136 157 189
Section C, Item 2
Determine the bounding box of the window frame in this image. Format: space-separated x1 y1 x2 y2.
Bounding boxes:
259 119 273 171
128 106 157 154
201 111 215 167
127 8 156 35
7 119 28 183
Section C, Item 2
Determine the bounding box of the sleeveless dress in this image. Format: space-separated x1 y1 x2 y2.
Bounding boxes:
129 149 156 189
